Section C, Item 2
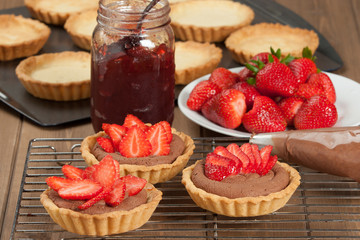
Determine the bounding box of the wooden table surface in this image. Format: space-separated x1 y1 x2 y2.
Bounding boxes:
1 0 360 239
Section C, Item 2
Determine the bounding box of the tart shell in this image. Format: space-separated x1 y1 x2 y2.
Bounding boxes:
81 128 195 184
170 0 254 42
175 41 222 85
182 161 301 217
15 51 90 101
0 15 50 61
225 23 319 64
40 183 162 236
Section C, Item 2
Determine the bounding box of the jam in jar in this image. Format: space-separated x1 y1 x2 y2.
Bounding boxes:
91 0 175 132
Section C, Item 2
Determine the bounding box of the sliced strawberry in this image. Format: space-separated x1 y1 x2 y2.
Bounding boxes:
204 153 238 181
258 145 273 174
261 155 278 175
62 164 84 180
82 165 97 180
102 123 111 133
96 137 115 153
240 143 255 172
201 89 246 129
158 121 172 143
213 146 242 171
46 176 73 191
251 144 262 173
226 143 250 173
121 175 147 196
123 114 148 132
146 123 170 156
278 96 305 126
58 179 103 200
77 187 111 210
209 67 238 90
105 124 127 150
92 155 119 188
186 80 221 111
104 178 126 207
119 126 152 158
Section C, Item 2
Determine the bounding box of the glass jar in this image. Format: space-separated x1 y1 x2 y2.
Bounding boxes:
91 0 175 132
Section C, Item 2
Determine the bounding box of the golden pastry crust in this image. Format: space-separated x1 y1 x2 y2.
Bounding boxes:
25 0 98 25
15 51 90 101
170 0 254 42
0 15 50 61
40 183 162 236
175 41 222 85
64 10 97 51
182 161 300 217
225 23 320 64
81 128 195 184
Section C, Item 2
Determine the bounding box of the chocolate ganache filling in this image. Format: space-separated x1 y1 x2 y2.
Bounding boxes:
191 160 290 198
47 189 148 215
92 134 185 166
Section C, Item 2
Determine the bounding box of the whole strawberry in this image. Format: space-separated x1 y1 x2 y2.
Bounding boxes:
249 61 299 97
307 72 336 104
201 89 246 129
186 80 221 111
242 96 287 133
277 96 305 126
232 81 261 110
288 47 317 84
209 67 238 90
294 95 338 130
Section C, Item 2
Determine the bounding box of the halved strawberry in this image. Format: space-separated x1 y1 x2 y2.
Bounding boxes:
104 124 127 150
58 179 103 200
119 126 152 158
209 67 238 90
96 137 115 153
261 155 278 175
121 175 147 196
146 123 170 156
258 145 273 174
77 187 111 210
240 143 255 172
158 121 172 143
186 80 221 111
62 164 84 180
213 146 242 171
92 155 119 188
251 144 262 173
46 176 73 191
226 143 250 173
123 114 148 132
204 152 238 181
104 178 126 207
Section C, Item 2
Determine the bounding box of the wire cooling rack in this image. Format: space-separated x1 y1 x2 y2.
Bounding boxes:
10 137 360 239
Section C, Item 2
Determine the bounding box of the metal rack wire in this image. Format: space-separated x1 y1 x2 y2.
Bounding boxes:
10 137 360 239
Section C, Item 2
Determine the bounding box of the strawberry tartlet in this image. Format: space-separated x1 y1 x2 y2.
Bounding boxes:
40 155 162 236
182 143 300 217
81 114 195 184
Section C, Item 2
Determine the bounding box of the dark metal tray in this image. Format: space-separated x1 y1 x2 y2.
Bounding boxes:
11 137 360 239
0 2 343 127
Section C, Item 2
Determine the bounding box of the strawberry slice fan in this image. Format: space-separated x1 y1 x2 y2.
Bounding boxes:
249 126 360 183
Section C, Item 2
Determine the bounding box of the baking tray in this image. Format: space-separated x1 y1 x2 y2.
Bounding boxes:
0 2 343 127
10 137 360 239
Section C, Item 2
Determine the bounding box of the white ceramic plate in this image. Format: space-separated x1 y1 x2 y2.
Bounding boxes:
178 67 360 138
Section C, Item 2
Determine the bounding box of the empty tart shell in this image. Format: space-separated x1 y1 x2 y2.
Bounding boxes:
80 128 195 184
64 10 97 51
0 15 50 61
15 51 90 101
175 41 222 85
25 0 99 25
225 22 320 64
40 183 162 236
170 0 254 42
182 161 301 217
